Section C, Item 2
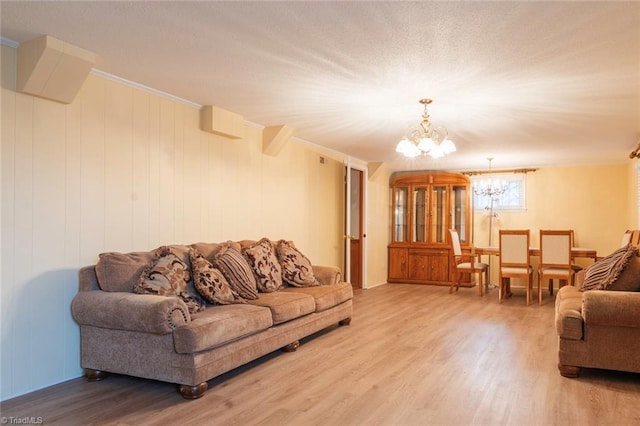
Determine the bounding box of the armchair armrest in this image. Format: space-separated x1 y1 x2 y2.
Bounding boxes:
583 290 640 328
554 286 584 340
72 291 191 334
458 253 481 263
312 265 342 285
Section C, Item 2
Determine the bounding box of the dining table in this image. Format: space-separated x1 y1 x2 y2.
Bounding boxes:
473 246 598 261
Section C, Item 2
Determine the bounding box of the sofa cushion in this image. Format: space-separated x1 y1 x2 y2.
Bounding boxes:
248 291 315 324
276 240 320 287
95 250 155 292
282 282 353 312
581 245 638 291
214 243 259 300
243 238 283 293
173 304 273 354
189 247 246 305
133 246 206 314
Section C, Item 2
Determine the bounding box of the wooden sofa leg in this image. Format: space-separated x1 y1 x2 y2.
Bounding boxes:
339 317 352 326
179 382 208 399
282 341 300 352
558 363 582 378
85 369 108 382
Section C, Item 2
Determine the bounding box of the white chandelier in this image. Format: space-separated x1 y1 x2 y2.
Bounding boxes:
473 157 507 199
395 98 456 158
473 157 507 247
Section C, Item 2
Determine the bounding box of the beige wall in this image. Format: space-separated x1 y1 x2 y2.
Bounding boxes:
0 44 347 400
474 164 633 251
366 164 392 287
628 159 639 227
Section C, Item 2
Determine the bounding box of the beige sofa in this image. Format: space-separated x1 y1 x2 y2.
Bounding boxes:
554 244 640 377
72 240 353 399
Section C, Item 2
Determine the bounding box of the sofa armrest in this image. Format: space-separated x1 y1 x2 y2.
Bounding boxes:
555 286 584 340
583 290 640 328
72 291 191 334
312 265 342 285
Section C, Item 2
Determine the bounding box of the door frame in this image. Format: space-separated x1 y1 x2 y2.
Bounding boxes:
345 158 368 288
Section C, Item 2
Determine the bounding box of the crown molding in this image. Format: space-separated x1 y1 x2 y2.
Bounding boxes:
1 36 20 48
90 69 202 109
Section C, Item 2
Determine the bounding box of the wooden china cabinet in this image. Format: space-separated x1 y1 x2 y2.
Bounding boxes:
388 171 472 286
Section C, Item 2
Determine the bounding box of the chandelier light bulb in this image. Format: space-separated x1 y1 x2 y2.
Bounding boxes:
428 144 445 158
417 137 435 152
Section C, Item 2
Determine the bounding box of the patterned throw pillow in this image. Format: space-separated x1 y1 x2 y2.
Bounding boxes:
276 240 319 287
581 245 639 291
189 248 246 305
242 238 282 293
133 246 206 314
213 243 259 300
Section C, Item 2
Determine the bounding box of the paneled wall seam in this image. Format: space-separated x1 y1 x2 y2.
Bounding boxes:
130 87 134 247
6 91 17 397
102 80 107 252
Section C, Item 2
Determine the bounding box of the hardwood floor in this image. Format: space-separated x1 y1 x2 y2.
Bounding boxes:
2 284 639 425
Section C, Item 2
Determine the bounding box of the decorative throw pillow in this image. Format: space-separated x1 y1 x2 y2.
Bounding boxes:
607 250 640 292
213 243 259 300
276 240 320 287
189 248 246 305
242 238 282 293
133 246 206 314
581 245 639 291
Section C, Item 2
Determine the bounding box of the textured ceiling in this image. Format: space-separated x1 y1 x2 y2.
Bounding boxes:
1 1 639 172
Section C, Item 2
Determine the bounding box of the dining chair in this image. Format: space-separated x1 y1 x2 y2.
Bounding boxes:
538 230 574 305
448 229 489 296
622 229 640 247
498 229 533 305
569 230 583 277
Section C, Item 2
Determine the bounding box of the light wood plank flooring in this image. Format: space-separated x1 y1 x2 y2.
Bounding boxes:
2 284 639 425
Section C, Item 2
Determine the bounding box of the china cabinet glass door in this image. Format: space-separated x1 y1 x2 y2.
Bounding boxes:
413 187 429 242
451 185 467 243
393 187 408 242
430 186 447 243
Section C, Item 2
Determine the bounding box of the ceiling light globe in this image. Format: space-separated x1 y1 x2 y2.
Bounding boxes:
441 139 456 153
417 137 435 152
428 145 445 158
401 145 421 158
396 138 413 154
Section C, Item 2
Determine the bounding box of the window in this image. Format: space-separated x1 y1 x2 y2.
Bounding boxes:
471 173 526 211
